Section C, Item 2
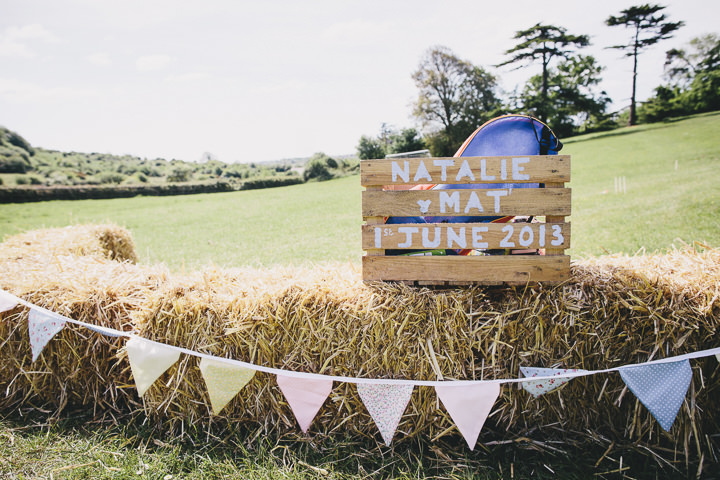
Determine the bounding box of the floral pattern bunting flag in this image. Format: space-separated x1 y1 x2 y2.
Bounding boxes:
28 308 66 362
126 337 181 397
619 359 692 432
0 290 18 313
199 357 256 415
277 375 333 433
357 383 414 446
435 383 500 450
520 367 584 397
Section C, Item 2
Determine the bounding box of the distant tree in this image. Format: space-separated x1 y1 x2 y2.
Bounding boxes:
387 128 426 155
412 46 500 156
606 4 684 126
356 135 385 160
664 33 720 86
303 152 334 181
498 24 590 122
640 33 720 121
517 55 611 137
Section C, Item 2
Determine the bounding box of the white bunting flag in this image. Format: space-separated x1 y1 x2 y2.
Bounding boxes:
619 359 692 432
28 308 66 362
199 357 256 415
435 383 500 450
357 383 414 446
0 290 19 313
277 375 333 433
520 367 585 397
126 337 181 397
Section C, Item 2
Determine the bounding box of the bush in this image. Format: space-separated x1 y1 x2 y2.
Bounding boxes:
0 146 32 173
167 168 191 183
15 176 28 185
303 153 334 181
96 172 126 184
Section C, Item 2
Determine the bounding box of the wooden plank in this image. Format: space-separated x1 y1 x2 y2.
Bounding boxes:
360 155 570 186
362 255 570 284
364 186 385 256
361 222 570 250
362 188 571 217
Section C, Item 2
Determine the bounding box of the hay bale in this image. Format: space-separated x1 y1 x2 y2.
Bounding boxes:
0 225 718 469
0 224 138 264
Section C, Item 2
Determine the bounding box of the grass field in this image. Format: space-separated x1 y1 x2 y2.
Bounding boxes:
1 111 719 270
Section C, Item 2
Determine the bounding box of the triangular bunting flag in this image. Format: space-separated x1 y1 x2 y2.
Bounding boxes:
619 359 692 432
277 375 333 433
520 367 584 397
28 308 66 362
435 383 500 449
126 337 181 397
199 357 255 415
0 290 19 313
357 383 414 446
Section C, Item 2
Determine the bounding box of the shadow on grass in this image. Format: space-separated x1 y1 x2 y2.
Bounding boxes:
0 408 688 480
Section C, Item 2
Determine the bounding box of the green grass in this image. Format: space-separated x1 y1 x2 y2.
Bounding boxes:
0 177 363 270
1 112 719 269
564 111 720 257
1 411 667 479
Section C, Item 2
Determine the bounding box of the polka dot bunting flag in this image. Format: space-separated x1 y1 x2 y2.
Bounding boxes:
619 359 692 432
28 307 66 362
357 383 414 446
519 367 585 397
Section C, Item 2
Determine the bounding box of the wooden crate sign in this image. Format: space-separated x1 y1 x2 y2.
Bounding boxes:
361 155 571 285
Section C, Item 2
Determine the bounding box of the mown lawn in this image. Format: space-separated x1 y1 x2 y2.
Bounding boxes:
1 112 719 270
1 410 666 479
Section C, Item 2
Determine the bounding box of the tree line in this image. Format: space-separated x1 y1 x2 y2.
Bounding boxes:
358 4 718 158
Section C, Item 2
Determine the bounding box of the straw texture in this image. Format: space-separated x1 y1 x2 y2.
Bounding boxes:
0 225 718 468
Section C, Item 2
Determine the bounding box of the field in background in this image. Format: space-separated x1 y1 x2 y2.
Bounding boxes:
0 111 718 270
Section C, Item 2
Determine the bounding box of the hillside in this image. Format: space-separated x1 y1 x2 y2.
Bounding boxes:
0 127 358 195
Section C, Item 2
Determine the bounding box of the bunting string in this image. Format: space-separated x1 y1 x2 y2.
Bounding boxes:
2 287 719 445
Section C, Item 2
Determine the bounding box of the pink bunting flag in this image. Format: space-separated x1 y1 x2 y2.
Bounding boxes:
435 383 500 450
0 290 19 313
28 308 66 362
520 367 584 397
357 383 414 446
277 375 333 433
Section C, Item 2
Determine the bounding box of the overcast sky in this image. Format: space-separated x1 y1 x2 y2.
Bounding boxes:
1 0 717 163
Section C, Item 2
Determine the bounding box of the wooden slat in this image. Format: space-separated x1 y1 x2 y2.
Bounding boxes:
361 222 570 250
363 255 570 284
362 188 571 217
360 155 570 186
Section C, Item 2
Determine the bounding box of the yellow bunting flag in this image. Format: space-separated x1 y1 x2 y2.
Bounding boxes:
126 337 181 397
199 357 256 415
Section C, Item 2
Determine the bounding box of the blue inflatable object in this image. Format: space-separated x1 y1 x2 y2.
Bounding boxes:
386 115 562 254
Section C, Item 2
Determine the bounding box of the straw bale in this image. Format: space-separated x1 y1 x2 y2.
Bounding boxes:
1 225 718 469
0 223 138 264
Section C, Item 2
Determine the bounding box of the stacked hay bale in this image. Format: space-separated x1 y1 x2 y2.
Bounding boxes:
0 225 718 468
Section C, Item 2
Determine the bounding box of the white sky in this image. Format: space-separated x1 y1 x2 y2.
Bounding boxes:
1 0 717 163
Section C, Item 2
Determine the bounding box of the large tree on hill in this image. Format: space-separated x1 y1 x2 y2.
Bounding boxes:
517 55 611 137
606 4 684 126
412 46 501 156
497 24 590 122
